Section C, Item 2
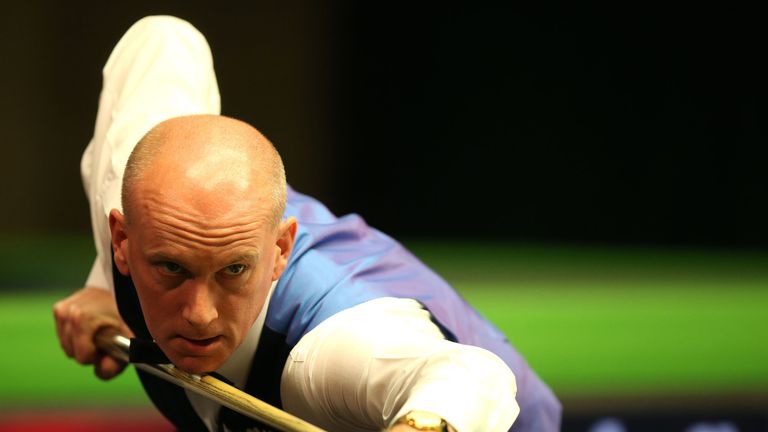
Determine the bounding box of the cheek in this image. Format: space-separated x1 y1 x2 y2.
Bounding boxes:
134 288 163 332
229 272 271 327
129 262 172 334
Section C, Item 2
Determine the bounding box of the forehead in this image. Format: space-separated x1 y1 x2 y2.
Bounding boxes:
129 185 274 250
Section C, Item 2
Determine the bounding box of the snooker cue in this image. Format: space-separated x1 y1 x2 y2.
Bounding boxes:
94 327 325 432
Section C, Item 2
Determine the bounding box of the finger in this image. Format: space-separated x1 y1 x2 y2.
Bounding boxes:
72 317 103 365
52 299 73 357
69 303 99 364
59 304 77 358
73 332 98 364
95 353 127 380
52 299 66 340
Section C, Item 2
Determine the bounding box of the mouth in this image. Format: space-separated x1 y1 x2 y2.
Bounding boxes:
172 335 223 356
185 336 220 346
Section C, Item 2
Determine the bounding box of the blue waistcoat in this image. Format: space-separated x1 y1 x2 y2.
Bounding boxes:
114 186 561 432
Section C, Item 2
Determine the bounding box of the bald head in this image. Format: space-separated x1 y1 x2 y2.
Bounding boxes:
122 115 286 227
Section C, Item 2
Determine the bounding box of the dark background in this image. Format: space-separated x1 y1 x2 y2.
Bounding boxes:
1 3 765 247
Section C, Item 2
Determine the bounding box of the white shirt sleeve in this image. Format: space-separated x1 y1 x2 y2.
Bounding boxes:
80 15 221 292
281 298 519 432
84 257 111 291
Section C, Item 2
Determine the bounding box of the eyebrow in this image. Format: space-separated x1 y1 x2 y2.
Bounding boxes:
143 249 260 264
145 250 181 263
228 252 260 263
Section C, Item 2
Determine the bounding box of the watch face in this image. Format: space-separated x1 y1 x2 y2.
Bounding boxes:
406 410 446 430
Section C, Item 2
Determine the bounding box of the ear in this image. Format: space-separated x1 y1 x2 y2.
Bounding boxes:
109 209 131 276
272 217 297 281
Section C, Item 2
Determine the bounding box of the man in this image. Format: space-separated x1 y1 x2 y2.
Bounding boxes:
53 16 561 432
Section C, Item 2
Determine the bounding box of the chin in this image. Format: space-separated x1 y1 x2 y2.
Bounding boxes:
173 355 225 375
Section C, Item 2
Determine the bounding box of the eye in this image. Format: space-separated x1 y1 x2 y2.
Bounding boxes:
223 263 247 276
159 261 184 275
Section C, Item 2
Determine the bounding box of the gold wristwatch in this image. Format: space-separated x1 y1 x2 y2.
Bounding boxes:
396 410 453 431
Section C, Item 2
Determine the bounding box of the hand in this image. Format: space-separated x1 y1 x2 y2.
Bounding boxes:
53 286 134 380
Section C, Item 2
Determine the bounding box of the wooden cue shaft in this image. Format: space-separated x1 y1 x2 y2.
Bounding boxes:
94 328 325 432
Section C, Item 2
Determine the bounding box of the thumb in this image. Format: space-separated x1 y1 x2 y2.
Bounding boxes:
94 352 127 380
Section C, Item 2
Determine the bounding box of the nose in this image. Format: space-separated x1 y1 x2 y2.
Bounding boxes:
181 279 218 329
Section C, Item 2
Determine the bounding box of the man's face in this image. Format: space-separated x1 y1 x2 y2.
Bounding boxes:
118 190 284 374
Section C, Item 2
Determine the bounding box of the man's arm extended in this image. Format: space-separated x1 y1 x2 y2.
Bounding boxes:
281 298 519 432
